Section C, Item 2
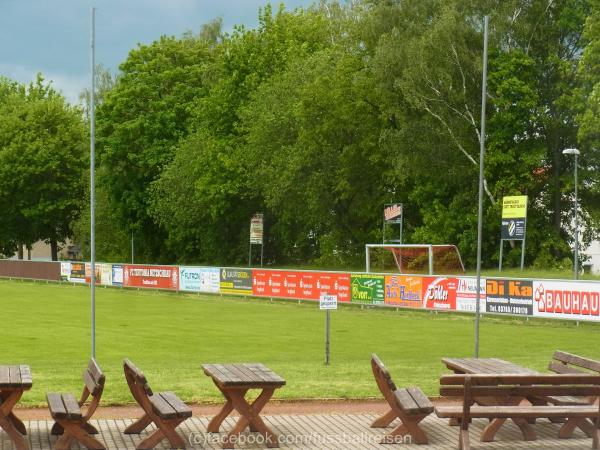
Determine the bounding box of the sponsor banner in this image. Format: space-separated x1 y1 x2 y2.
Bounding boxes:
60 262 71 280
112 265 124 286
100 264 112 286
383 203 403 224
502 196 528 219
250 214 264 244
533 281 600 322
486 279 533 316
384 275 423 307
351 274 385 304
221 268 253 295
251 270 351 302
68 262 86 283
456 277 486 312
501 218 526 240
123 265 179 290
179 267 220 293
421 277 457 310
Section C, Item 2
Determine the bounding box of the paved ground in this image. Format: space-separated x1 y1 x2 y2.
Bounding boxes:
4 413 593 449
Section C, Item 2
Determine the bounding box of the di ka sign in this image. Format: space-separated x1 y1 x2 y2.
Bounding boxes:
320 294 338 310
501 196 527 240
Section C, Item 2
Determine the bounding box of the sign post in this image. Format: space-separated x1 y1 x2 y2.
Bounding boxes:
499 196 528 271
320 293 337 365
382 203 403 244
248 213 264 268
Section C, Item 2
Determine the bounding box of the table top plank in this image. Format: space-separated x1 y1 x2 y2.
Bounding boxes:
0 365 32 389
202 363 285 387
442 358 538 375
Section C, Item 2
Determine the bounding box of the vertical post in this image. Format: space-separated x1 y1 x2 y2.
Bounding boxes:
574 153 579 280
520 237 526 271
260 242 264 268
90 6 97 359
325 309 330 366
498 240 503 271
131 230 134 264
365 245 371 273
428 245 433 275
474 16 489 359
399 213 403 245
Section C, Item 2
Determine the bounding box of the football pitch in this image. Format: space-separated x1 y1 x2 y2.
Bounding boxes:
1 278 599 406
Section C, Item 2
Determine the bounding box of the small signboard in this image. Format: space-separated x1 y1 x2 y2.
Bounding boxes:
250 213 264 244
501 196 527 240
320 293 338 310
383 203 403 224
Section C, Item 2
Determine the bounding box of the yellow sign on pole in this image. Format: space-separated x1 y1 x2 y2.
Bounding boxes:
502 196 528 219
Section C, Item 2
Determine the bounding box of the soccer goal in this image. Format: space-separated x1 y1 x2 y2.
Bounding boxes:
365 244 465 275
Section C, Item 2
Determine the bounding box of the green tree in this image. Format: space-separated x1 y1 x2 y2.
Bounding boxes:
0 75 87 259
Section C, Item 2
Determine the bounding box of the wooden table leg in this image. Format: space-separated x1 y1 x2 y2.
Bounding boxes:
479 397 536 442
223 388 278 449
0 390 29 450
207 385 248 433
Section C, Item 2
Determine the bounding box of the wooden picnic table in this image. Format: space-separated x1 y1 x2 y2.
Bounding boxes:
0 365 32 450
202 363 285 449
442 357 540 442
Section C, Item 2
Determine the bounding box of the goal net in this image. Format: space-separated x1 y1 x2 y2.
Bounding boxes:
365 244 465 275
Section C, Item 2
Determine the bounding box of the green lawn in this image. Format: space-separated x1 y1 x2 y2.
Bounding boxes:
1 278 600 406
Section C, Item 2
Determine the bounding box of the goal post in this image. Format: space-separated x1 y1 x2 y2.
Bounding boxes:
365 244 465 275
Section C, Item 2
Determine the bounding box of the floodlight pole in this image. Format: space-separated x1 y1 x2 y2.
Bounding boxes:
474 16 489 359
563 148 580 279
90 6 97 359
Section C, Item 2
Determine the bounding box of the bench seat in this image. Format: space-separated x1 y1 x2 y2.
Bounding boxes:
47 393 83 421
394 387 434 415
436 404 598 419
149 392 192 420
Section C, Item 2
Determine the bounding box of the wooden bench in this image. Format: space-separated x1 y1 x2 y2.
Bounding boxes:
435 373 600 450
47 359 106 450
370 354 433 444
542 350 600 437
123 359 192 449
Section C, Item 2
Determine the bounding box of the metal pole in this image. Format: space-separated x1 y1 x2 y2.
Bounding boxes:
325 309 330 365
474 16 489 359
428 245 433 275
574 153 579 280
248 244 252 268
498 240 503 271
260 242 264 268
365 245 370 273
520 237 526 271
90 6 96 359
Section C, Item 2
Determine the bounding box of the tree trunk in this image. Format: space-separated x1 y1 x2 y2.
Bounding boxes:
50 240 58 261
27 246 31 260
17 244 23 260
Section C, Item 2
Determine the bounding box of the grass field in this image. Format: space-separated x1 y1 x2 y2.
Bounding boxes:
1 278 600 406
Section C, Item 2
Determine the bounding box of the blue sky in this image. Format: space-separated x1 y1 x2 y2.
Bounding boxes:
0 0 315 103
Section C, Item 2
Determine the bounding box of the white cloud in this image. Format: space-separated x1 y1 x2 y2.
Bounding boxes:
0 63 88 105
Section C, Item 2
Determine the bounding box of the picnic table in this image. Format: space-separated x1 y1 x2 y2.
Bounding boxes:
442 357 539 442
202 363 285 449
0 365 32 450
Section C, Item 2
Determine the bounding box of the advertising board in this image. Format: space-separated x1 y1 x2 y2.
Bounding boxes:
421 277 457 310
533 280 600 322
179 267 220 293
251 270 350 302
220 268 253 295
112 265 123 286
351 274 385 304
486 279 533 315
68 262 86 283
123 265 179 290
456 277 486 312
384 275 422 307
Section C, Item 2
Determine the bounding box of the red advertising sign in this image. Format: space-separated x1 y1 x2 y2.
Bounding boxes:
533 281 600 321
384 275 422 307
252 270 350 302
421 277 458 310
123 265 179 290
